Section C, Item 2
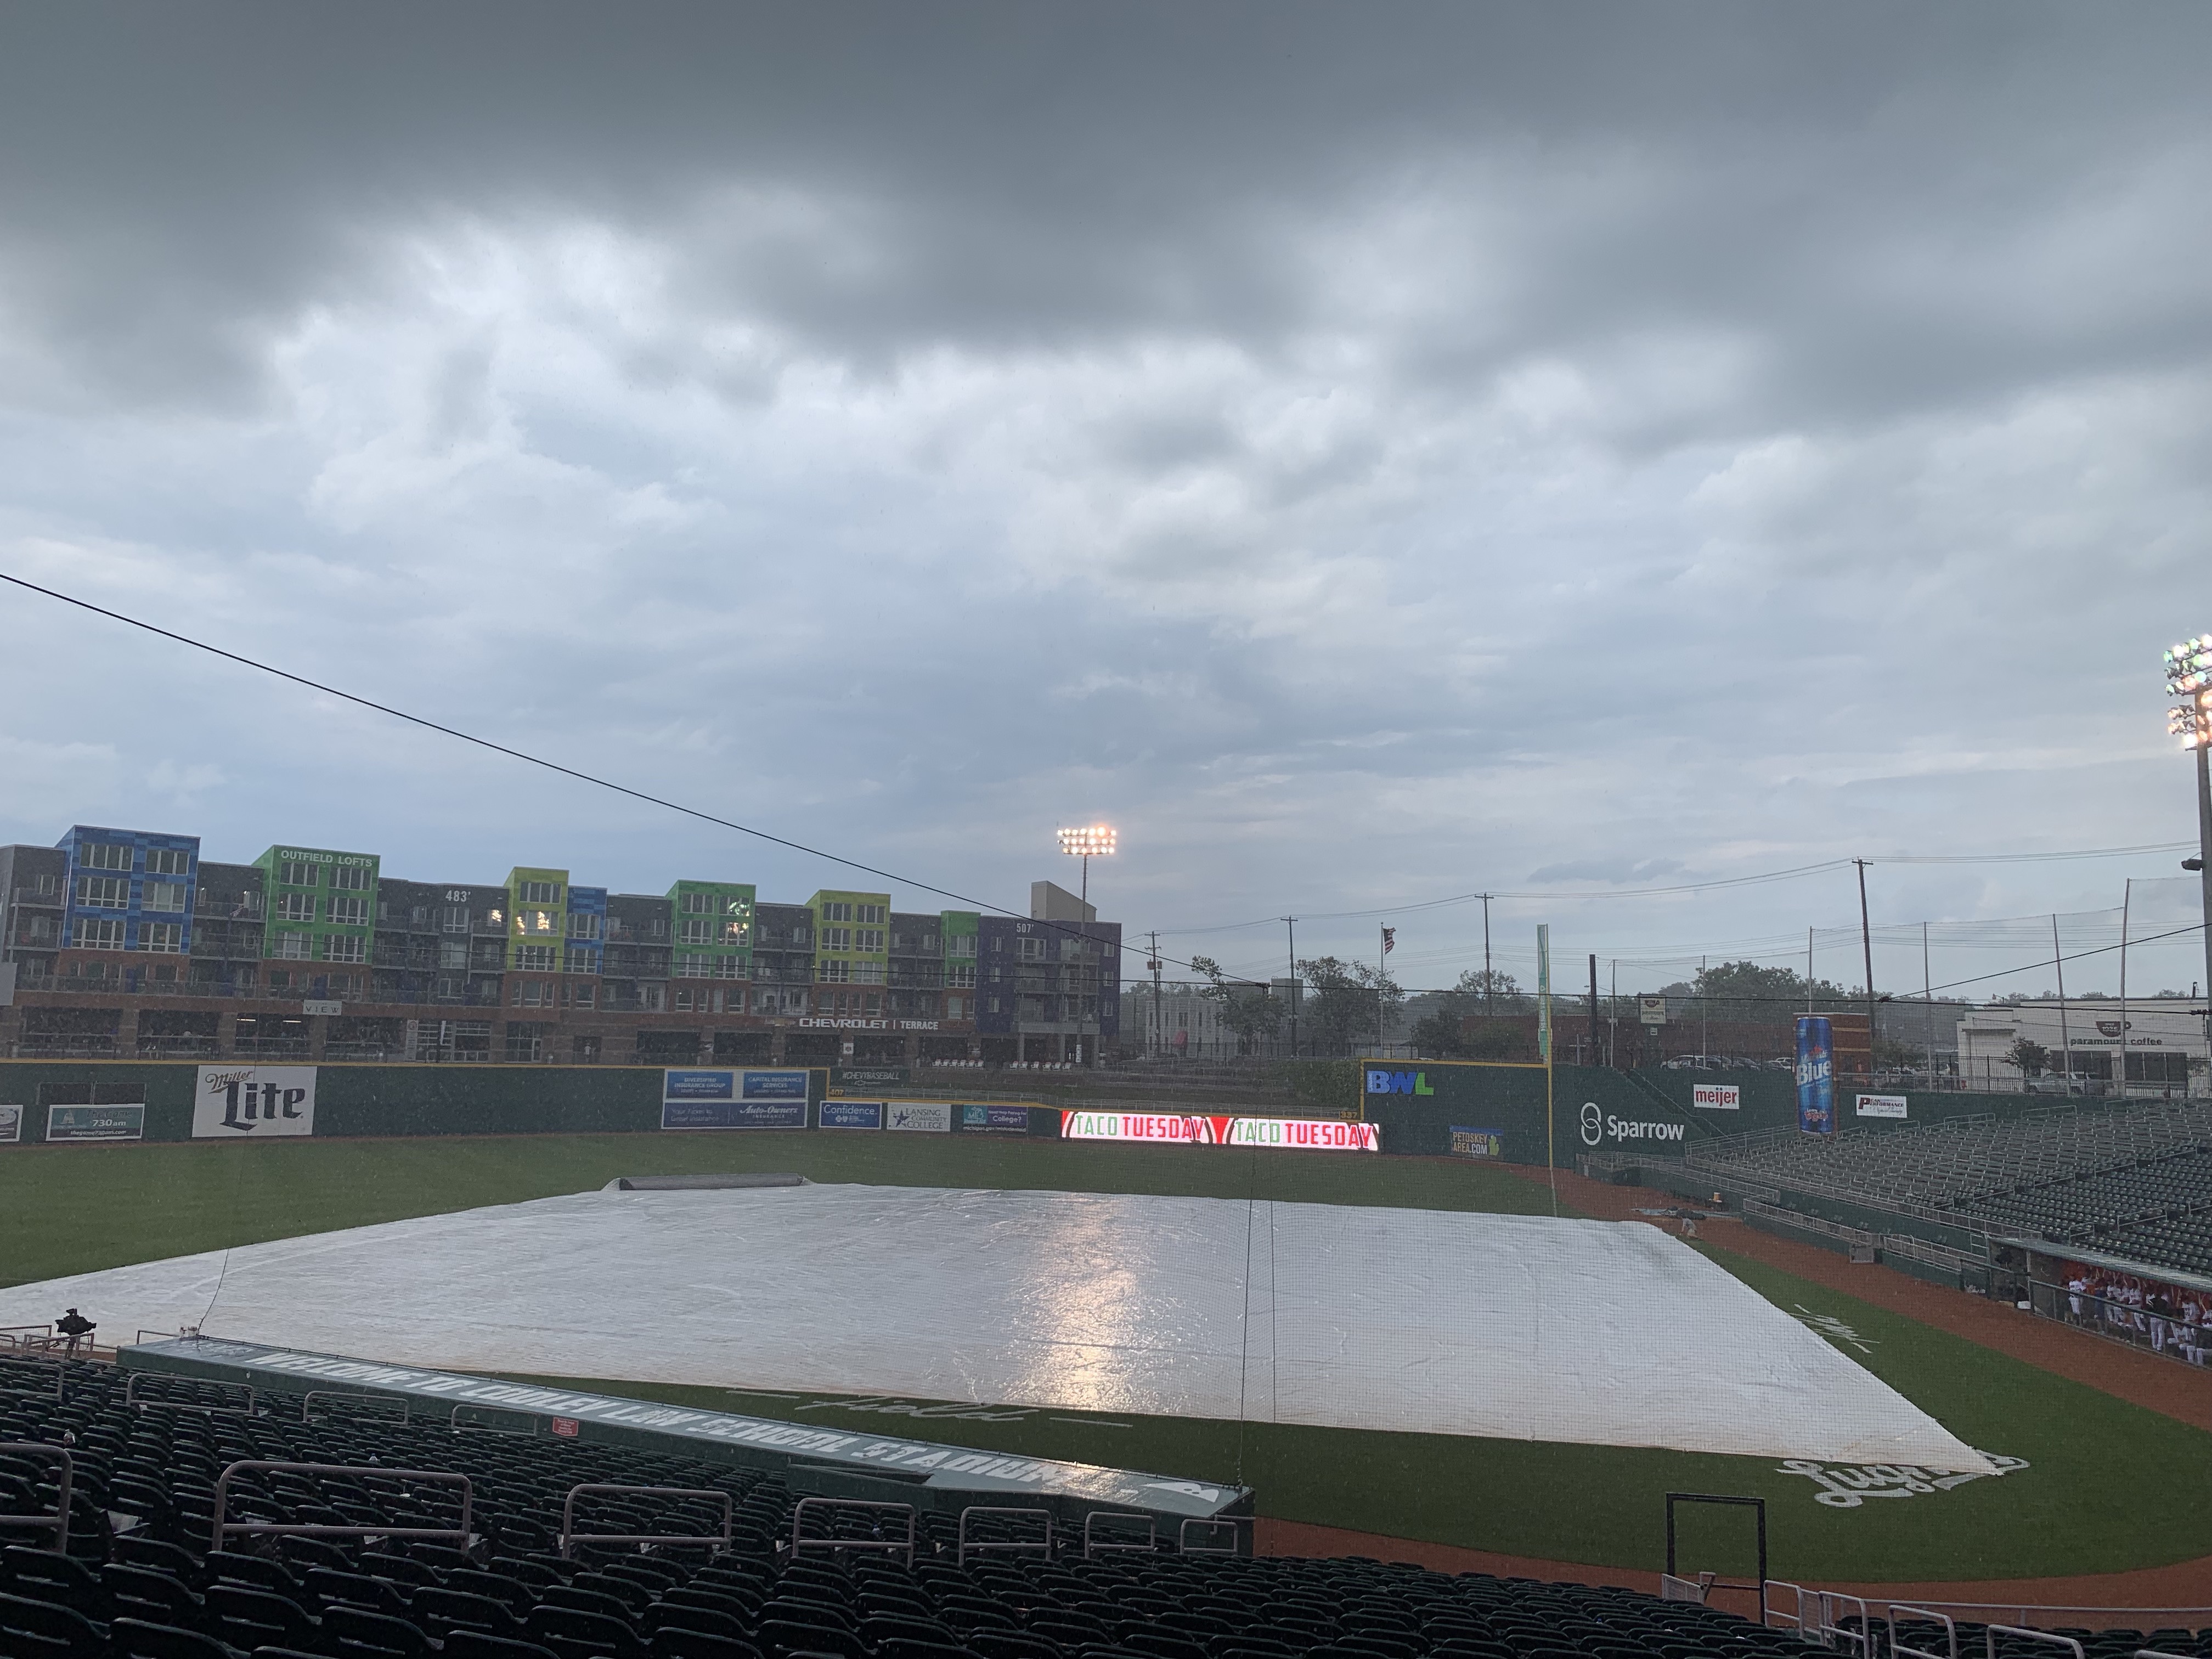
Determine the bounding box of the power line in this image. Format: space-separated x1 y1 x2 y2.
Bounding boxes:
0 568 1200 973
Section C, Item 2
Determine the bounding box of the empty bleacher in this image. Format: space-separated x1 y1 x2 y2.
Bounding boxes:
1688 1102 2212 1277
18 1357 2194 1659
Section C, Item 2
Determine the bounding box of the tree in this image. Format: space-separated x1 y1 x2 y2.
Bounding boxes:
1188 955 1283 1057
1664 960 1854 1023
1409 1008 1468 1058
1453 967 1528 1013
1296 956 1403 1056
2005 1036 2050 1077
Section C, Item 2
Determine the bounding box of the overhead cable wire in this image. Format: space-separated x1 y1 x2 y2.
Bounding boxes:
0 569 1218 974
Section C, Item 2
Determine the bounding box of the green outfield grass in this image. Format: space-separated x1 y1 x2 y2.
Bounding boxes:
0 1130 1565 1287
506 1242 2212 1582
5 1132 2205 1581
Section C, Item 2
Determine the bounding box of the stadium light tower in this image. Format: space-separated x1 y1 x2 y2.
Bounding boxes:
2164 634 2212 1041
1057 823 1116 910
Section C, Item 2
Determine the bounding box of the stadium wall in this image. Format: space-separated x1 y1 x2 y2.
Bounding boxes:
1353 1058 2112 1167
0 1054 2084 1154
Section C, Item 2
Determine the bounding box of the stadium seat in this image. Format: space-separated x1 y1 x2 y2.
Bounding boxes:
111 1615 242 1659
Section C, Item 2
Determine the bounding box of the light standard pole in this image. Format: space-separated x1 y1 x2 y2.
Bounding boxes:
1055 825 1116 1066
2163 636 2212 1059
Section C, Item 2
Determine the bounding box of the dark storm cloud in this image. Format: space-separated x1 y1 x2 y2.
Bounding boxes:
0 2 2205 990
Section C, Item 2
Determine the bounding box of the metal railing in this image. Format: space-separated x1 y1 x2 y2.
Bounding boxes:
1891 1605 1961 1659
1177 1516 1246 1555
0 1359 67 1402
126 1374 257 1418
1985 1628 2085 1659
788 1497 915 1565
956 1505 1053 1565
0 1327 55 1354
211 1460 472 1552
560 1483 733 1560
300 1391 411 1425
1082 1510 1156 1559
0 1444 71 1553
449 1403 546 1436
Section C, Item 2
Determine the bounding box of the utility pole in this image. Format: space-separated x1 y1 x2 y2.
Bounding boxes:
1284 916 1299 1060
2051 915 2071 1091
1481 894 1494 1013
1588 953 1599 1070
1148 929 1164 1062
1855 859 1877 1076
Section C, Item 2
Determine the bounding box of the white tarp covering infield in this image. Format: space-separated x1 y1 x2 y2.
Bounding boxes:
0 1183 1990 1471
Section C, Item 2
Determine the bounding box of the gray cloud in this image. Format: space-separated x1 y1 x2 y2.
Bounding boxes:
0 1 2205 996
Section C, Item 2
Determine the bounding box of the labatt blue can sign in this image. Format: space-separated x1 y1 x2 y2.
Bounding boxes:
1795 1017 1836 1135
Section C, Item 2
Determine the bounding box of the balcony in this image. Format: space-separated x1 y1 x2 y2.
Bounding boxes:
10 887 64 909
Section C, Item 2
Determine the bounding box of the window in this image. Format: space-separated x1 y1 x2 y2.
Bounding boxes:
331 862 370 890
279 859 319 887
678 918 713 945
145 848 189 877
443 906 470 933
513 945 557 972
326 895 368 927
986 997 1001 1015
322 934 366 963
821 926 851 951
409 906 428 925
517 907 557 935
856 928 885 952
859 904 887 925
822 901 853 922
721 919 749 946
853 961 885 984
275 893 316 922
137 920 184 952
75 875 129 909
948 963 977 989
569 983 596 1010
949 934 977 958
817 958 850 983
562 947 600 974
511 979 551 1007
674 952 742 979
678 890 713 914
518 880 561 904
439 940 468 969
82 843 132 872
77 917 126 949
276 930 313 960
1019 936 1045 960
946 996 964 1019
567 911 601 939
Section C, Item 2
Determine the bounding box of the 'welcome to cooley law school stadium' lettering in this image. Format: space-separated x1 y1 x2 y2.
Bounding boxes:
1060 1111 1380 1152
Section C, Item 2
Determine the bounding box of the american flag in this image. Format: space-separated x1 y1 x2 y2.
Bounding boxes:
1380 928 1395 955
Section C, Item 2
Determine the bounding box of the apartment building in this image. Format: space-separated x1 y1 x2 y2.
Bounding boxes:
0 824 1121 1066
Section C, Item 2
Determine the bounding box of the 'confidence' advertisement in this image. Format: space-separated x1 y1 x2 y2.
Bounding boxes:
1061 1111 1380 1152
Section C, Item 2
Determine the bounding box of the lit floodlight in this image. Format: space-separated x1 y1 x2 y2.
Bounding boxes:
1058 825 1118 859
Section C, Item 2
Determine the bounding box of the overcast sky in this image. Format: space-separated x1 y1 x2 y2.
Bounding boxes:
1 2 2206 997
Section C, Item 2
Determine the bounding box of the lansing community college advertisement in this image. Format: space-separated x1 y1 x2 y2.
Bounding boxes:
1062 1111 1380 1152
194 1066 318 1138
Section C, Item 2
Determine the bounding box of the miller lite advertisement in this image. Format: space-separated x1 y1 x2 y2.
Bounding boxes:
194 1065 318 1138
1794 1017 1835 1136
